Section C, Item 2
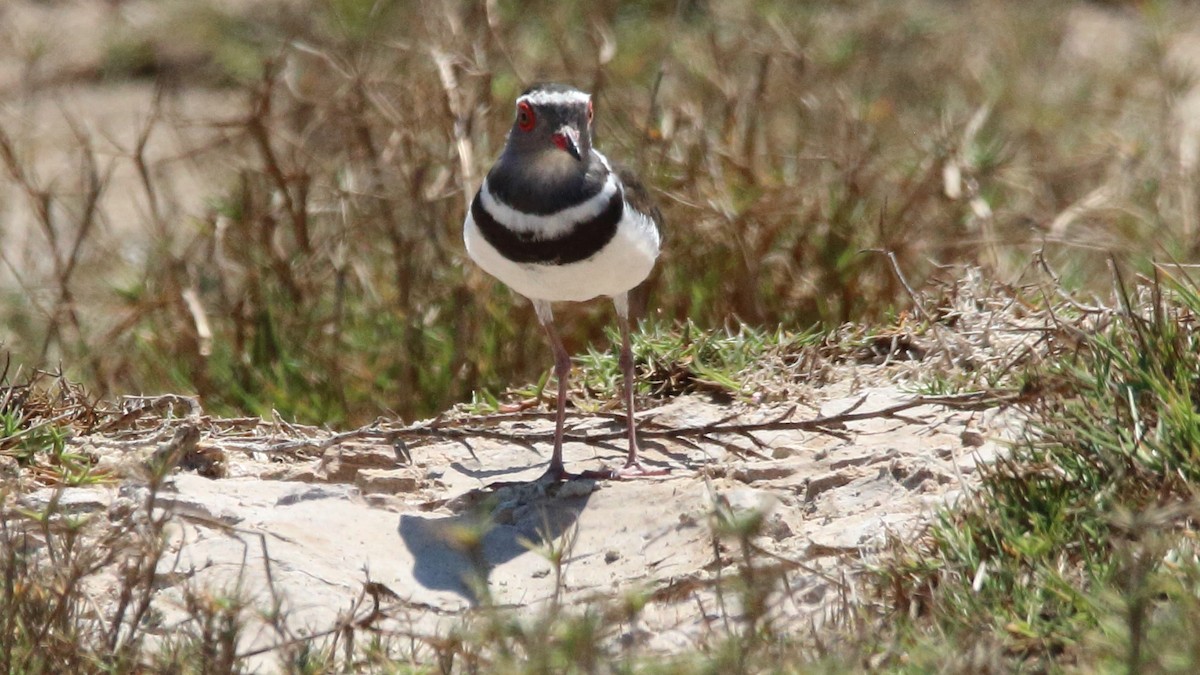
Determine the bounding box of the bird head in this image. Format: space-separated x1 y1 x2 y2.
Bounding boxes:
504 84 594 169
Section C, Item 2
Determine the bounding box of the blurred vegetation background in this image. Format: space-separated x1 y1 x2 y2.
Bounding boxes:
1 0 1198 425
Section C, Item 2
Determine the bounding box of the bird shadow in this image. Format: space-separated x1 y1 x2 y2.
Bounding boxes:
638 438 692 470
397 483 592 605
447 461 528 480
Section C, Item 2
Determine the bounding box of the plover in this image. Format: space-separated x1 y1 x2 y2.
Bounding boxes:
463 83 664 481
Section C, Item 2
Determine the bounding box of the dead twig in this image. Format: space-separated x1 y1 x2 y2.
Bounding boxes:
244 389 1017 456
95 394 202 433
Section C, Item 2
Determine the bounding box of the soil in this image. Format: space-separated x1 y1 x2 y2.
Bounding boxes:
0 1 1148 668
20 346 1022 667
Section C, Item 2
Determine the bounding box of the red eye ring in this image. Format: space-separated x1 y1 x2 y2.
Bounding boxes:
587 100 594 123
517 101 536 131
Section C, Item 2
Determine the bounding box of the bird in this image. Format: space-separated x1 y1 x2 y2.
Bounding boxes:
463 83 664 481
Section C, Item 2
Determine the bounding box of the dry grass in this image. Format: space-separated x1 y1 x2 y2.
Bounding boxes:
6 3 1200 668
2 1 1199 424
2 263 1200 672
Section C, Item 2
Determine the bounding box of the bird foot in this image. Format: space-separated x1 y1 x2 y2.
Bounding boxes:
578 460 671 480
613 460 671 479
536 463 574 483
485 461 669 490
533 462 670 483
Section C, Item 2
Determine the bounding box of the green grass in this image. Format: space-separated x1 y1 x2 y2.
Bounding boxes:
7 0 1200 424
576 320 822 403
872 270 1200 672
6 0 1200 671
5 272 1200 670
0 370 103 487
461 318 824 416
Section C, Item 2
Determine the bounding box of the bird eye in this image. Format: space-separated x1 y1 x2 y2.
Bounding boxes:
517 102 536 131
587 100 594 123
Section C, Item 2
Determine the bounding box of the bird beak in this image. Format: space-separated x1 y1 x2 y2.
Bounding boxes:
552 126 582 161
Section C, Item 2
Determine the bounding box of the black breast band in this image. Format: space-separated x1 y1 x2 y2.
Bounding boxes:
471 190 624 265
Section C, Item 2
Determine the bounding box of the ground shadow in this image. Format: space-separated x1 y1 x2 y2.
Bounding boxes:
448 437 682 483
397 486 592 605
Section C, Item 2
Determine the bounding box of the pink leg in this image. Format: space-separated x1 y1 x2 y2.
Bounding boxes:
536 301 571 481
613 295 668 478
514 298 665 484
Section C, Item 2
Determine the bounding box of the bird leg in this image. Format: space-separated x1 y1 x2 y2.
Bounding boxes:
536 301 572 482
618 312 640 464
613 295 669 478
523 298 666 484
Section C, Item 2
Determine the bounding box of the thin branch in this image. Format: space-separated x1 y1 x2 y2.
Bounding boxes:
248 389 1016 455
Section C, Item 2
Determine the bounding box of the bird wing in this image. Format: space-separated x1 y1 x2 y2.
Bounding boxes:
614 163 665 243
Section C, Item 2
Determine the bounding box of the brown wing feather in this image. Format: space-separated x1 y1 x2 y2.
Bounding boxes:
614 163 664 240
612 162 663 320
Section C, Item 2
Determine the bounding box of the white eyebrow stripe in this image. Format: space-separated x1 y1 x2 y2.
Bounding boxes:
518 90 591 107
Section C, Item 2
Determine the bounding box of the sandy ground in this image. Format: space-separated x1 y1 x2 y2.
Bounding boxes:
19 343 1024 668
0 2 1184 668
